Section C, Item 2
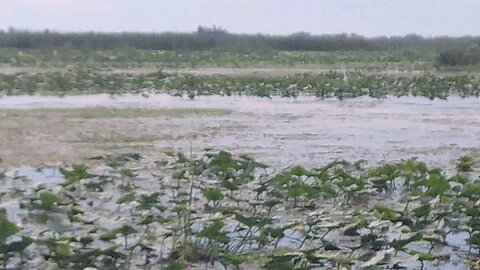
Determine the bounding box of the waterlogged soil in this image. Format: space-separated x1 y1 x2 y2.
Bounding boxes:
1 94 480 168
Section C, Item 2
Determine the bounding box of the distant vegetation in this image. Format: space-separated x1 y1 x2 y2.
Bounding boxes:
2 27 480 71
0 47 433 71
2 27 480 98
436 43 480 67
1 27 479 53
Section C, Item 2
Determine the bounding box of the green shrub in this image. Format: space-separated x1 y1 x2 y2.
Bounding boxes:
436 44 480 66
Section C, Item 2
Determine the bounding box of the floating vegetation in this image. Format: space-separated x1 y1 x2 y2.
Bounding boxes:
0 48 432 69
1 70 480 100
0 151 479 269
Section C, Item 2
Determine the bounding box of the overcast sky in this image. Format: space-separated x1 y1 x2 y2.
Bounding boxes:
1 0 479 37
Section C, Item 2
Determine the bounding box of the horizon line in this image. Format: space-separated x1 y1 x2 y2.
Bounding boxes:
2 27 480 39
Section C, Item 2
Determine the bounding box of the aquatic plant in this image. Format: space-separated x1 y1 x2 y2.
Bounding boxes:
1 70 480 99
0 151 478 269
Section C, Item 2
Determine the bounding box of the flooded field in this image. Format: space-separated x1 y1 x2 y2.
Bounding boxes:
3 7 480 269
1 94 479 169
1 94 480 269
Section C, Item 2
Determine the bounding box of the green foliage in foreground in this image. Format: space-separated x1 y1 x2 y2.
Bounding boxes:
1 70 480 99
0 151 479 269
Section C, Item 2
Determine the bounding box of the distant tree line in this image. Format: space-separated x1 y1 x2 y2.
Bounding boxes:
1 26 480 54
2 26 480 66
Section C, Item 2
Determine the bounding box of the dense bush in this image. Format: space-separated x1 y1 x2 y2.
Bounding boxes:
436 44 480 66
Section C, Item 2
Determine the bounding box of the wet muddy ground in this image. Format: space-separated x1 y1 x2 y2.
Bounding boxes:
1 94 479 169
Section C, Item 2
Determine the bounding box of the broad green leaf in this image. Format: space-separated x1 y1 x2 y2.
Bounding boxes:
0 209 19 245
203 188 224 202
40 192 62 208
425 174 449 196
55 240 71 257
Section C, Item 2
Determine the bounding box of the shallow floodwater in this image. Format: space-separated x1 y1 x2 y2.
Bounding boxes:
1 94 480 168
14 166 63 184
1 93 478 270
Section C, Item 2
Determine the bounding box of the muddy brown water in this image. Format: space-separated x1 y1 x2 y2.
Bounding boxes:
0 94 479 169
